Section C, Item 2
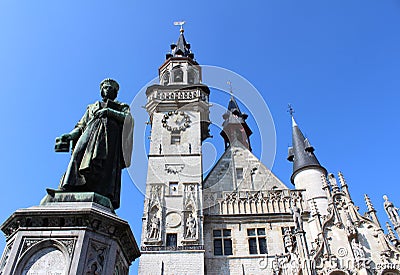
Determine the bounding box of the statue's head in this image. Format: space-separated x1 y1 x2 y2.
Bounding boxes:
383 195 388 201
100 78 119 100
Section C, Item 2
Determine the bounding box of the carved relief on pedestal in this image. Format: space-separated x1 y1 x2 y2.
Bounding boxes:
84 240 109 275
113 250 128 275
0 242 12 274
20 238 76 260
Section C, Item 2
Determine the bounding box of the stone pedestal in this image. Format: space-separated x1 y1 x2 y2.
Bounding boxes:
0 192 140 274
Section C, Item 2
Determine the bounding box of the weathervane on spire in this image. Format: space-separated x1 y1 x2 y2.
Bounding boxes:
174 21 186 33
227 81 233 96
287 104 295 117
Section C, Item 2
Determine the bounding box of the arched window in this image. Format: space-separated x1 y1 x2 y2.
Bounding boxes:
188 69 198 84
162 72 170 85
173 68 183 83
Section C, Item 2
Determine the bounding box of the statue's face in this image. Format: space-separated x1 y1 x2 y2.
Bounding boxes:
101 84 117 100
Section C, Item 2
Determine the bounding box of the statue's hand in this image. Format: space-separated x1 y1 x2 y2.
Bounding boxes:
95 108 109 118
60 133 72 141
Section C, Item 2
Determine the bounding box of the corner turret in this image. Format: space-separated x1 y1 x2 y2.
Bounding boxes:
287 109 328 216
220 96 252 150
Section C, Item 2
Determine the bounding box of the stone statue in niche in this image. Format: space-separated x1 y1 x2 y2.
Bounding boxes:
384 195 400 227
54 78 133 209
148 214 161 240
185 213 196 239
283 227 294 253
291 204 303 231
350 239 366 261
345 215 358 240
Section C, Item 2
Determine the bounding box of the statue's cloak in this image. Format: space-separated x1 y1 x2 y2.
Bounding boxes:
61 100 133 209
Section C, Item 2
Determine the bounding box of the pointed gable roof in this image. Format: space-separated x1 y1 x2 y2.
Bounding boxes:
204 140 288 193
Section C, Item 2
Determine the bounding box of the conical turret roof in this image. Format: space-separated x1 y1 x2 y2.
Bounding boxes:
288 116 326 183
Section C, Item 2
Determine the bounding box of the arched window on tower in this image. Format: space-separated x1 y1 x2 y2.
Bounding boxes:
162 72 170 86
173 67 183 83
188 69 198 84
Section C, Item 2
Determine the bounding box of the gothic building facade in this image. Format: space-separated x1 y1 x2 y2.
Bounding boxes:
138 28 400 275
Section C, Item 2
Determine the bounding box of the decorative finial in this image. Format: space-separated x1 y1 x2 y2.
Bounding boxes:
338 171 347 188
386 222 398 242
173 21 186 33
328 173 340 193
311 198 320 216
287 104 295 117
321 174 329 188
364 194 375 212
227 81 233 96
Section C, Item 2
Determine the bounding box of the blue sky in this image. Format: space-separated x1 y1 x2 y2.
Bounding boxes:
0 1 399 273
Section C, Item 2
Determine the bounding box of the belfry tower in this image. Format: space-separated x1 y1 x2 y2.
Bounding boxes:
138 25 210 274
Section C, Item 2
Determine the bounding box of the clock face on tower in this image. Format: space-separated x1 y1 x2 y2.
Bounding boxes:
162 111 191 132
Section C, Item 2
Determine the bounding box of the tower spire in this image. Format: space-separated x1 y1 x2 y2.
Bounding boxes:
220 85 252 151
287 109 326 183
287 106 328 219
166 21 194 60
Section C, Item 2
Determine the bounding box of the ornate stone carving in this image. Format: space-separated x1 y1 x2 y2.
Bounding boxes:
165 164 185 174
149 185 162 206
21 238 76 259
147 211 161 240
21 238 41 256
85 240 109 275
113 251 128 275
184 183 197 207
384 195 400 227
0 243 11 274
283 227 295 253
153 89 205 102
60 239 76 256
185 213 197 239
205 189 307 215
291 204 303 232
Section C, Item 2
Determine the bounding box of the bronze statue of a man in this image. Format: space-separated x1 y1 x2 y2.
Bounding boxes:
56 78 133 209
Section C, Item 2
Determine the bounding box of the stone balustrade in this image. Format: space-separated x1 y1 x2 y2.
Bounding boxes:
203 189 307 215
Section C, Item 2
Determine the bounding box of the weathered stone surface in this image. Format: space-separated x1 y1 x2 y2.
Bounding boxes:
0 200 140 274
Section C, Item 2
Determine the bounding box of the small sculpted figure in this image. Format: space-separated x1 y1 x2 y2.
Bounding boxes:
383 195 400 227
186 213 196 238
291 204 303 231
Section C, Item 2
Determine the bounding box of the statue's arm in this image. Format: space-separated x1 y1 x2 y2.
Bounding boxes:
106 103 132 123
60 107 90 141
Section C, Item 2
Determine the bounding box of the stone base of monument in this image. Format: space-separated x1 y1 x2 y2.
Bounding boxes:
0 192 140 274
